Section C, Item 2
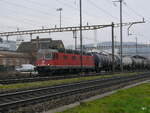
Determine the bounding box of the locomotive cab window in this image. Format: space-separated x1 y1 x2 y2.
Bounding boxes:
45 53 52 59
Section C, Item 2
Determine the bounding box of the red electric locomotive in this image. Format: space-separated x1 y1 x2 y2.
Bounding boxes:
36 49 95 75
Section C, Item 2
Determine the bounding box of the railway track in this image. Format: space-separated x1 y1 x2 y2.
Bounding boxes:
0 72 123 84
0 72 150 112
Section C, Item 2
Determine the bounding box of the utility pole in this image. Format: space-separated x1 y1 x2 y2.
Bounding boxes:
94 30 98 48
17 28 19 42
56 8 63 30
120 0 123 72
127 18 145 36
112 22 115 73
6 35 8 42
79 0 83 72
113 0 123 72
73 31 77 50
30 33 32 41
135 36 138 54
127 18 145 55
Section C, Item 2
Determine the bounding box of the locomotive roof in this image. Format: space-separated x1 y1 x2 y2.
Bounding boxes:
61 49 93 55
38 49 92 56
38 49 58 53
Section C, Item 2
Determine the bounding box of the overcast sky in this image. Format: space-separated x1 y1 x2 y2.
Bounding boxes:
0 0 150 47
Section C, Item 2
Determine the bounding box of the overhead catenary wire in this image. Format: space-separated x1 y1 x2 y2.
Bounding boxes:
88 0 119 21
0 1 58 25
125 4 144 18
103 0 141 22
0 0 77 25
23 0 79 22
0 0 80 28
0 0 123 29
0 0 59 19
123 3 150 31
0 1 47 28
0 0 149 32
124 3 150 22
0 14 45 28
56 0 110 23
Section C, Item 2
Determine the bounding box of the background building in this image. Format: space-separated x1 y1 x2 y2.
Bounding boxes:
17 37 65 64
0 38 16 51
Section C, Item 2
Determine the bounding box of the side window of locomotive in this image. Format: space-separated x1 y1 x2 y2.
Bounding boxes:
64 55 68 60
72 56 76 60
53 53 58 59
45 53 52 59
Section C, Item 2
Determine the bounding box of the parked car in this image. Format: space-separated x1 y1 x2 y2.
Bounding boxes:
16 64 35 72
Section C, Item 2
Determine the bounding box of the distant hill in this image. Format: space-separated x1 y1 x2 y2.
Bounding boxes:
83 41 138 48
67 41 141 49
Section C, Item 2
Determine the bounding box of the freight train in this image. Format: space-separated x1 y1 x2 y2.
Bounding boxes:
35 49 150 75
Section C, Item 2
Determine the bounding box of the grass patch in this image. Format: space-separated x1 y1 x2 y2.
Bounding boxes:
0 72 143 92
59 83 150 113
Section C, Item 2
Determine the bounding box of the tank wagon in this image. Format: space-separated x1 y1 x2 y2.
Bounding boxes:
131 55 150 70
93 52 120 72
36 49 150 75
122 56 133 70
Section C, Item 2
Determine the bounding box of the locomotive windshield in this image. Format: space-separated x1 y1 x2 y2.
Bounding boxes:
37 49 58 60
45 53 53 59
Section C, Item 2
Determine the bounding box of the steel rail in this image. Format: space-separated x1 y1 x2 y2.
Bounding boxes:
0 73 149 112
0 74 127 97
0 71 123 84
